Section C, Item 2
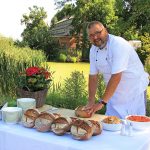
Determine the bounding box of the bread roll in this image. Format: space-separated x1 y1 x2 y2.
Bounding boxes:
51 117 72 135
103 116 121 124
22 109 40 128
89 120 102 136
35 112 55 132
71 119 93 140
75 106 92 118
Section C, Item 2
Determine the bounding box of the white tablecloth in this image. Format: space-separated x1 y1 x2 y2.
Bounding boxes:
0 121 150 150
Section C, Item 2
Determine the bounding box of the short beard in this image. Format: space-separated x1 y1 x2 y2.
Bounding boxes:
94 34 108 48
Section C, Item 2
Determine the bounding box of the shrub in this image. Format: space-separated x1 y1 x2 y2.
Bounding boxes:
61 71 87 109
58 53 67 62
96 74 106 100
145 56 150 75
70 56 77 63
137 33 150 64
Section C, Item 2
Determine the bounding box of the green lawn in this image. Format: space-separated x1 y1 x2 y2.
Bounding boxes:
48 62 90 84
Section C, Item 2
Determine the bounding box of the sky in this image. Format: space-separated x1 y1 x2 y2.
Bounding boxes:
0 0 57 40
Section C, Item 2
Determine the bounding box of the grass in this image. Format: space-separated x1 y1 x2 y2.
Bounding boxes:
48 62 90 84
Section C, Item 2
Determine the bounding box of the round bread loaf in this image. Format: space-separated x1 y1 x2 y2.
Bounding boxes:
22 109 40 128
89 120 102 136
35 112 55 132
71 119 94 140
75 106 93 118
51 117 72 135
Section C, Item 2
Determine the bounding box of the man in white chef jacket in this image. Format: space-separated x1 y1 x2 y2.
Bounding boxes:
84 21 149 119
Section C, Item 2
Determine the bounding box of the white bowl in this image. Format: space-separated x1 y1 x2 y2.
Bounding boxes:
2 107 22 124
126 115 150 130
0 103 8 120
17 98 36 111
101 121 122 131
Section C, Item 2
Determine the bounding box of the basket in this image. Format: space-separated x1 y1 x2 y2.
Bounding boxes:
17 88 48 108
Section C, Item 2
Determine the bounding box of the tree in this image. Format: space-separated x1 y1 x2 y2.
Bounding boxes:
71 0 118 60
54 0 75 9
21 6 49 49
51 3 75 26
21 6 61 61
115 0 150 39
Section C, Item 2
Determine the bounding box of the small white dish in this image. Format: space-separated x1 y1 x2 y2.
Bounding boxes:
101 121 122 132
2 107 22 124
0 102 8 120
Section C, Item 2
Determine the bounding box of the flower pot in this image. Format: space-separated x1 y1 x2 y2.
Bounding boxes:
17 88 48 108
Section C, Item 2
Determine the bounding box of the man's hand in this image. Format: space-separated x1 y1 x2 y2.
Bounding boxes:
83 102 104 115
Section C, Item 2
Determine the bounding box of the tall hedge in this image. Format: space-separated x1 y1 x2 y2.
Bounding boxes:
0 36 47 96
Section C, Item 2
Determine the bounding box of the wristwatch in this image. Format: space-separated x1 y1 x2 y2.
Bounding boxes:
98 99 107 106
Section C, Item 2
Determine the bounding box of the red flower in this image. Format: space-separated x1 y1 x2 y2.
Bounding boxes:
26 67 40 76
44 71 51 79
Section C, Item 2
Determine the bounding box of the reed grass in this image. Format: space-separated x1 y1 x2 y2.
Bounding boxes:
0 36 47 96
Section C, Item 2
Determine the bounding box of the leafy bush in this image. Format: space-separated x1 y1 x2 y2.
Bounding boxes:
66 55 77 63
58 53 67 62
137 33 150 64
145 56 150 75
96 74 106 100
70 56 77 63
61 71 87 109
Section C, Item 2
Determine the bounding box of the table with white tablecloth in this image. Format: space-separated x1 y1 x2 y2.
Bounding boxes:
0 121 150 150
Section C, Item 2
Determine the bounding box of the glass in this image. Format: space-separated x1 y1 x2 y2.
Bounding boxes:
89 28 103 39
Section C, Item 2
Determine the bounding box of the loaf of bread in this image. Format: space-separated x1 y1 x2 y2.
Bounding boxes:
22 109 40 128
71 119 94 140
51 117 72 135
89 120 102 136
75 106 93 118
35 112 55 132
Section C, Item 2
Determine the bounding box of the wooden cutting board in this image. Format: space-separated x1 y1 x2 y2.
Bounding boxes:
46 108 106 122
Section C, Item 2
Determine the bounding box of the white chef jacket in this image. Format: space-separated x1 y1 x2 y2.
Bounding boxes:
89 34 149 119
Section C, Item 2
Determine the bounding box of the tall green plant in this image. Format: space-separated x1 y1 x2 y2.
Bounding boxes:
96 74 106 100
62 71 87 109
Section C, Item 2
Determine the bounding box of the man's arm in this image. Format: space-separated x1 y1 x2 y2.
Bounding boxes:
92 72 122 113
102 72 122 103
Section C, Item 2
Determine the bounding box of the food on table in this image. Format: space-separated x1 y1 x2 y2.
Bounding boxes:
35 112 55 132
89 120 102 136
102 116 121 124
126 115 150 122
22 109 40 128
75 106 93 118
71 119 94 140
70 117 78 124
51 117 72 135
52 113 61 119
